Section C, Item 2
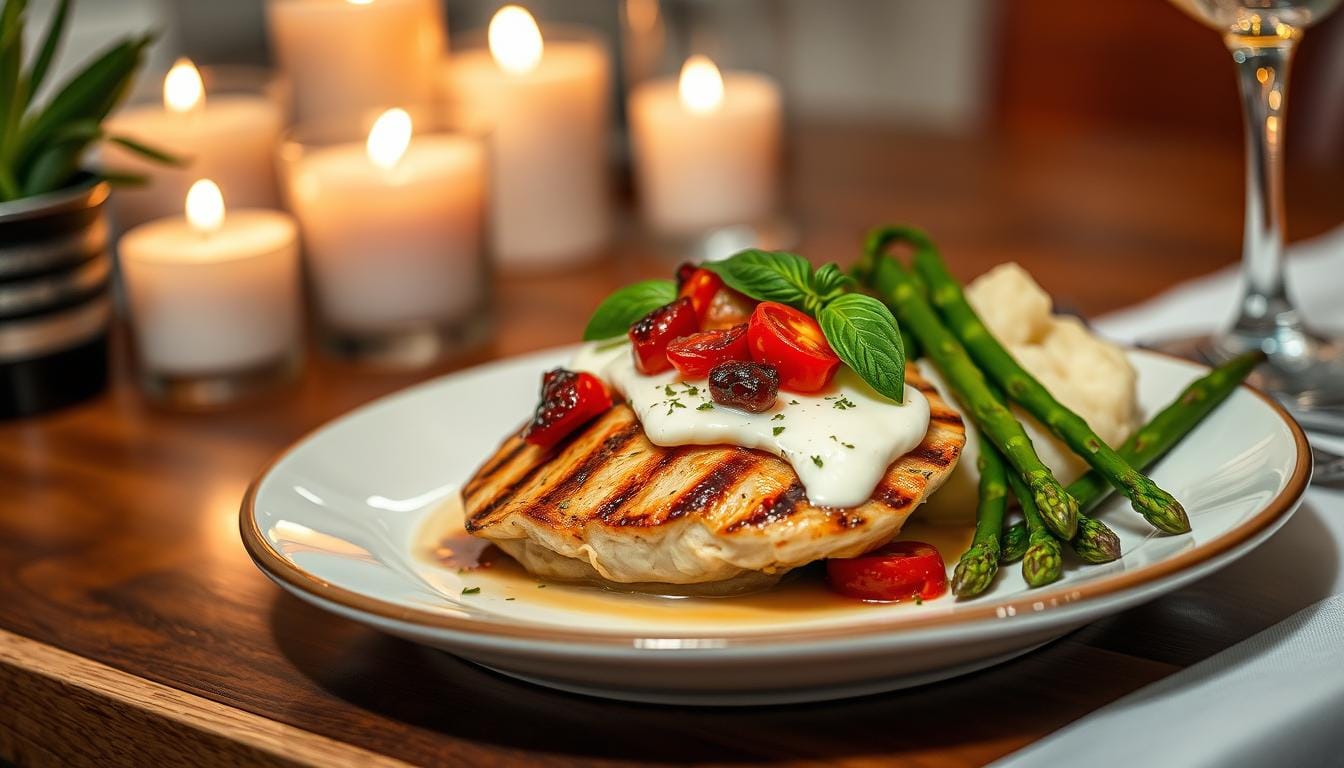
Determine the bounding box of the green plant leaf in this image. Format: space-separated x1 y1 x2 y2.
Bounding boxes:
19 141 79 196
0 0 28 163
704 250 814 309
16 34 148 184
108 134 184 166
810 263 853 302
95 169 147 187
26 0 70 98
818 293 906 403
582 279 677 341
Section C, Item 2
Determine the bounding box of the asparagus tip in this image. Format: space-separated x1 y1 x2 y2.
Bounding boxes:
1022 532 1063 588
952 544 1000 598
1130 479 1191 534
1031 481 1079 541
1071 516 1122 563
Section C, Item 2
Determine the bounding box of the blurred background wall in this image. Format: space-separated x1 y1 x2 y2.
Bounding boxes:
25 0 1344 166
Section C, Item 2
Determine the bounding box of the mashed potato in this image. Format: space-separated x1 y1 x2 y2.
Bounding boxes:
918 263 1140 522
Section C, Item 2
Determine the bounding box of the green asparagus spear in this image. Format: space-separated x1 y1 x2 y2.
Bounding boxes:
1000 521 1028 563
951 438 1008 598
996 353 1258 566
909 240 1189 535
1008 472 1063 587
1071 515 1122 563
857 226 1079 539
1068 349 1266 513
999 521 1029 563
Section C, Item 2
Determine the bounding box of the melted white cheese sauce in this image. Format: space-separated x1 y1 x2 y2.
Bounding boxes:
571 342 931 508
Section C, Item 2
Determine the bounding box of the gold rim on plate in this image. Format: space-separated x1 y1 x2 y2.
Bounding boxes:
239 352 1313 647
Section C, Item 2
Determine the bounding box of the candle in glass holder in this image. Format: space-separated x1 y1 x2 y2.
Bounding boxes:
268 0 446 123
120 180 301 384
629 55 782 236
103 59 285 232
446 5 610 270
283 109 488 343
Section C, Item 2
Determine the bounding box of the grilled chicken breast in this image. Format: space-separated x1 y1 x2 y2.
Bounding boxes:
463 362 965 591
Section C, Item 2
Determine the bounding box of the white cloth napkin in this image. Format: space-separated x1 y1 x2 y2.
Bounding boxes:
994 595 1344 768
995 226 1344 767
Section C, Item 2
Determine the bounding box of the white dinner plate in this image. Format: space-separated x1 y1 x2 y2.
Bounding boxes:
241 348 1310 705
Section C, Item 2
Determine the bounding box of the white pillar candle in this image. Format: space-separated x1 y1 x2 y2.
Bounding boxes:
103 59 285 232
267 0 446 124
446 6 610 270
120 180 301 375
284 109 487 333
629 56 782 236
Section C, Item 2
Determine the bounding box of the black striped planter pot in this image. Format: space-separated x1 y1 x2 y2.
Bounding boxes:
0 177 113 419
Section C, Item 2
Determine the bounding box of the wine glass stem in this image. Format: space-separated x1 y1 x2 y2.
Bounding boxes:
1223 33 1304 356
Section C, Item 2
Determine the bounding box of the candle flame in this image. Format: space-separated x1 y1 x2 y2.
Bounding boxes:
679 55 723 115
489 5 543 75
164 58 205 113
367 108 413 171
186 179 225 235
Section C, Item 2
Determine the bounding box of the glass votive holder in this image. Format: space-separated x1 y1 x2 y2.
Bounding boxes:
279 110 492 367
119 182 303 408
620 0 794 261
103 62 290 235
442 19 613 272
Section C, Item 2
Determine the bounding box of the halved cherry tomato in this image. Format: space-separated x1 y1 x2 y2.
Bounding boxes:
524 368 613 448
702 285 756 330
826 541 947 602
666 324 750 378
629 297 699 374
746 302 840 392
677 268 725 319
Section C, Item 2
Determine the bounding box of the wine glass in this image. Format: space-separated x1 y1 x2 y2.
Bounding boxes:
1158 0 1344 408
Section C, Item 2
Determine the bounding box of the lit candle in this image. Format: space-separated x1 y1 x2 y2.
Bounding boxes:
267 0 446 123
120 180 301 378
446 5 611 270
629 55 782 236
103 59 285 232
283 108 488 336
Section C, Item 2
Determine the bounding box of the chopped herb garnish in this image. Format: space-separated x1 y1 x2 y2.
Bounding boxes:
505 597 516 601
771 413 785 421
773 426 786 436
914 595 924 605
830 435 855 449
832 396 857 410
789 399 800 405
696 402 714 411
557 501 570 509
684 384 699 396
664 384 676 396
536 584 547 589
461 587 481 595
811 455 824 468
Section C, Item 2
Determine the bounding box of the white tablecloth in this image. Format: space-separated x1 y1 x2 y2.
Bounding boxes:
996 227 1344 766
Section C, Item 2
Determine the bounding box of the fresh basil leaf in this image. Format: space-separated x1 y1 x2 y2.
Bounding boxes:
704 250 814 309
582 279 677 341
818 293 906 403
811 263 853 302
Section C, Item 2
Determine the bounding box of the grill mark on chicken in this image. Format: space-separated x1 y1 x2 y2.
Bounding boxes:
912 443 955 468
930 409 964 428
660 451 760 525
465 415 620 529
525 422 643 524
464 437 528 497
872 481 917 512
725 481 806 533
595 447 685 523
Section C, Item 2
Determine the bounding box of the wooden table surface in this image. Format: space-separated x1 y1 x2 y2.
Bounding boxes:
1 123 1341 767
